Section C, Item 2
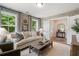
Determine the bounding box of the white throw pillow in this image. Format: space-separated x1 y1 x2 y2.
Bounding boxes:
6 34 13 42
22 32 32 39
31 31 37 36
0 35 6 43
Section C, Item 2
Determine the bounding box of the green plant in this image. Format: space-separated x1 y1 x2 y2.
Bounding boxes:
71 19 79 33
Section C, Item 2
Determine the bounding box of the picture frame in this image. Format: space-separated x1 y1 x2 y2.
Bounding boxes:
22 19 28 31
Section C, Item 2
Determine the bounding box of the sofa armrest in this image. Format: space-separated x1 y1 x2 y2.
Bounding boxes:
0 49 20 56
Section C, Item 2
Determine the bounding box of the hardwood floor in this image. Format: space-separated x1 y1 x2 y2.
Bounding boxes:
21 42 70 56
52 37 67 44
41 42 70 56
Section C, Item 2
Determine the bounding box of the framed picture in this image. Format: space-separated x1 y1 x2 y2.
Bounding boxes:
23 19 27 23
22 19 28 31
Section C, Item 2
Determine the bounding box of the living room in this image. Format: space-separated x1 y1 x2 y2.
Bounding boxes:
0 3 79 56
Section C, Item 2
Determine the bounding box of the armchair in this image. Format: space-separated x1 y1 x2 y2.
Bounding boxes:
0 42 20 56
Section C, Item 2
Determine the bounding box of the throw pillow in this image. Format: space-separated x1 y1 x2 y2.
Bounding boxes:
31 31 37 36
11 33 16 38
11 33 24 42
6 34 12 43
0 35 7 43
22 32 32 39
15 32 24 42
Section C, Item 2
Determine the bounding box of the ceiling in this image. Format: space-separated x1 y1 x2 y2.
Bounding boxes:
0 3 79 18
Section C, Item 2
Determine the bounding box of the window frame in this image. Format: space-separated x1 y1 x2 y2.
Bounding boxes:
0 10 18 33
31 17 39 31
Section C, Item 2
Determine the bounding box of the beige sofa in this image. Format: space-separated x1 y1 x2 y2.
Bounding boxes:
13 31 43 50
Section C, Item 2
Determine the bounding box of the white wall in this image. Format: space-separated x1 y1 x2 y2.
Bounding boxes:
65 17 72 44
42 20 50 40
49 20 54 38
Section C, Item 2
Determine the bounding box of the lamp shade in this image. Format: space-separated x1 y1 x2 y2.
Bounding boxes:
39 28 44 33
0 28 8 43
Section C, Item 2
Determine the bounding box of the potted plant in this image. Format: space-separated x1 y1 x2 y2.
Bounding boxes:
71 18 79 42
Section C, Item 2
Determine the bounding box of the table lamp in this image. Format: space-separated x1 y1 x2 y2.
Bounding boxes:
39 28 47 43
39 28 44 36
0 28 8 34
0 28 8 43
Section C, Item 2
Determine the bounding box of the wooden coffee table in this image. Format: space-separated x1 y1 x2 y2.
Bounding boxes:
29 41 52 56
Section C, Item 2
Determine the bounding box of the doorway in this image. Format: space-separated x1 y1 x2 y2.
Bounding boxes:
50 19 67 44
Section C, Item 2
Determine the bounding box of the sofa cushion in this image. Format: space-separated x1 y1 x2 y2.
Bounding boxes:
16 36 43 47
31 31 37 36
21 32 32 39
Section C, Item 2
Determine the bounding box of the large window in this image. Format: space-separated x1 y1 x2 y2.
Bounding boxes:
31 18 38 31
1 11 17 32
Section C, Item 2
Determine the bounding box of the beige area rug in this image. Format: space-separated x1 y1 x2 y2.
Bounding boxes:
21 42 70 56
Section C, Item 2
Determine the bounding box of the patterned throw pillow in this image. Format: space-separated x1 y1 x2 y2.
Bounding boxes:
15 32 24 42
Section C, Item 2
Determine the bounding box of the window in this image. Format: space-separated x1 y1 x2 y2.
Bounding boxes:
1 11 16 32
31 18 38 31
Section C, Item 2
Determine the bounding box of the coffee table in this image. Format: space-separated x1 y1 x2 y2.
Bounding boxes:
29 41 52 56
